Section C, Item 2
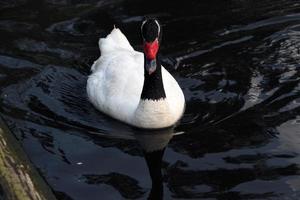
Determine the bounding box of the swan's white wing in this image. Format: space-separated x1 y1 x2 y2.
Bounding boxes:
88 28 145 123
87 50 144 124
162 68 185 119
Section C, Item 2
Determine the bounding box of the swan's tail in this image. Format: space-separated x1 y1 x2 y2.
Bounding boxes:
98 28 134 55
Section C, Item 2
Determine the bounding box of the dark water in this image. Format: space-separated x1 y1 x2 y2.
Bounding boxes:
1 0 300 199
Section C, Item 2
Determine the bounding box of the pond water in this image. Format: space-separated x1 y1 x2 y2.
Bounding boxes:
1 0 300 199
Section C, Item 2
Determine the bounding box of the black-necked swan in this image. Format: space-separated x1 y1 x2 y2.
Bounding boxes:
86 18 185 129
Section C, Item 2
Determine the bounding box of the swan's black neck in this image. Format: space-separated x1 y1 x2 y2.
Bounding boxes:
141 55 166 101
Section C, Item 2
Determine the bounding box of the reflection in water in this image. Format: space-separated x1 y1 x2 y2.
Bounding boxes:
134 128 175 200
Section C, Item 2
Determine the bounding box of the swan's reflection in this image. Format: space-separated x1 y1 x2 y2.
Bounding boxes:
133 128 178 200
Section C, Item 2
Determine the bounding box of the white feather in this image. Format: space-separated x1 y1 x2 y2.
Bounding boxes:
87 28 185 129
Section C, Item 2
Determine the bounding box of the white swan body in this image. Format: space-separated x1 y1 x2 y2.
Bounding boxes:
87 28 185 129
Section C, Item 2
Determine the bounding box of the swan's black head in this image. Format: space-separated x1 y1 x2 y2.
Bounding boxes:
141 18 161 43
141 18 161 75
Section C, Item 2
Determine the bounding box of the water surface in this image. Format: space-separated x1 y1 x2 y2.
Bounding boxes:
1 0 300 199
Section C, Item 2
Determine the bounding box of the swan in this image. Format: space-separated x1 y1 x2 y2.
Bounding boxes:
86 18 185 129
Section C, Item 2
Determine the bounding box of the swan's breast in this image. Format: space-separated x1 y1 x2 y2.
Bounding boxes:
133 98 177 129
